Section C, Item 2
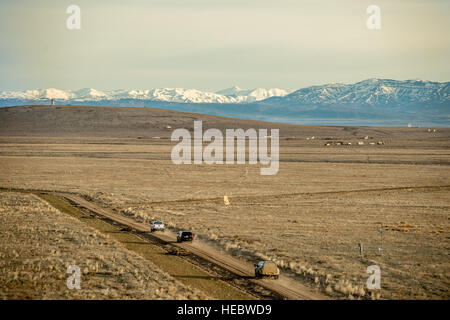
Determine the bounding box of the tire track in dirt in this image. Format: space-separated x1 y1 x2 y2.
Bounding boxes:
57 193 324 300
117 185 450 208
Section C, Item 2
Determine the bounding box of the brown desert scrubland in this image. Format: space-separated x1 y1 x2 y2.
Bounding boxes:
0 192 208 299
0 105 449 299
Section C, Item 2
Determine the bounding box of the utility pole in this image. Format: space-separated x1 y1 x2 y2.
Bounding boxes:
379 223 383 255
358 242 363 259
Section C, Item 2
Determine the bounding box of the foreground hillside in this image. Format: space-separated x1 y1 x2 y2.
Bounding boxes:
0 192 207 299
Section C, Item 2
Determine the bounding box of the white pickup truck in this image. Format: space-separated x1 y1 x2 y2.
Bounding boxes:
150 221 165 232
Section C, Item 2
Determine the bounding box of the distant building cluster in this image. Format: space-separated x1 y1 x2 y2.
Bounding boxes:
322 136 385 147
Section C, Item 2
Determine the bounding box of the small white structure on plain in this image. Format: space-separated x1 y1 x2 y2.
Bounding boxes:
433 129 436 132
408 123 412 128
364 136 369 140
358 141 365 145
224 196 230 206
166 125 172 129
427 128 431 132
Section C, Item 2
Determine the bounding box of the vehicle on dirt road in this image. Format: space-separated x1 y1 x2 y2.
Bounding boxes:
177 230 195 243
254 261 280 279
150 221 165 232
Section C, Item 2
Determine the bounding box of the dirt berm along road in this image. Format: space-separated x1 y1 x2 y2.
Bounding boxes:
60 193 324 300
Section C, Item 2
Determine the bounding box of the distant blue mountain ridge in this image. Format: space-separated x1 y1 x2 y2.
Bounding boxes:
1 79 449 127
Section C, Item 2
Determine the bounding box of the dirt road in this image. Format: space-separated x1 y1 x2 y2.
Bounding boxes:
59 193 324 300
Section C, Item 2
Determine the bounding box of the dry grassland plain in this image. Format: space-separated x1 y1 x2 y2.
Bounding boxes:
0 192 207 299
0 106 449 299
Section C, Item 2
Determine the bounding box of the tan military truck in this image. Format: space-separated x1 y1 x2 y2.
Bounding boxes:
254 261 280 279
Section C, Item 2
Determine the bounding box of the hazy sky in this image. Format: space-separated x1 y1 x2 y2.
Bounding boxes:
1 0 449 91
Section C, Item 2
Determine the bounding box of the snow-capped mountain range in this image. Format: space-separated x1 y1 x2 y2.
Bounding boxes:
0 86 289 104
1 79 448 108
1 79 448 126
265 79 449 108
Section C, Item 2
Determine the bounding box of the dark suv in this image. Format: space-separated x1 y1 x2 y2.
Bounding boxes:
176 231 194 243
